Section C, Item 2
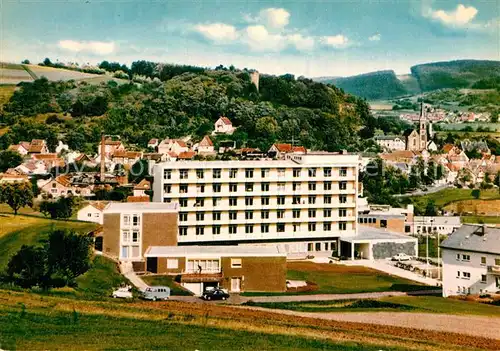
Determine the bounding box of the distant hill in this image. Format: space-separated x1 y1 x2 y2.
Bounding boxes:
318 70 408 100
314 60 500 100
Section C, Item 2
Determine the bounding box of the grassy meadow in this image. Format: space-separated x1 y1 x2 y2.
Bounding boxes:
409 188 500 208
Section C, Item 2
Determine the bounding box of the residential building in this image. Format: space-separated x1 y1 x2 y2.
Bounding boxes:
441 225 500 297
77 202 107 224
148 139 159 149
7 143 29 156
0 173 29 184
98 139 125 158
196 136 215 154
27 139 49 154
268 143 307 159
213 117 235 135
358 203 414 234
144 246 286 294
373 136 406 151
413 216 461 235
157 139 189 156
133 179 151 197
152 153 359 254
112 151 143 166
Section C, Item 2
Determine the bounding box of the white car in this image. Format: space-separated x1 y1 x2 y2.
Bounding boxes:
112 287 133 299
391 253 412 261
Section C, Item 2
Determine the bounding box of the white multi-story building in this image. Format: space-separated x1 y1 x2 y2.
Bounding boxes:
413 216 461 236
373 136 406 151
152 153 359 254
441 225 500 297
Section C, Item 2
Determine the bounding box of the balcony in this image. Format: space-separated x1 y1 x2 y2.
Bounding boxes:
180 272 223 283
487 265 500 276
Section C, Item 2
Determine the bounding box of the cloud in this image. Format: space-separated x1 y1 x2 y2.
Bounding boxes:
243 25 287 51
321 35 349 48
368 33 381 41
194 23 239 42
287 33 315 51
58 40 115 55
426 4 478 27
259 8 291 29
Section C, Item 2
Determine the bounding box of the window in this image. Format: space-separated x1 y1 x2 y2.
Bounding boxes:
245 224 253 234
462 254 470 261
277 183 286 191
213 197 221 206
87 213 92 217
456 253 460 261
277 196 285 205
308 168 316 177
380 219 387 228
308 182 316 191
164 184 172 193
261 168 269 178
132 215 140 226
229 197 237 206
261 183 270 191
292 196 301 204
179 212 188 222
195 198 204 207
231 258 242 268
167 259 178 269
261 224 269 233
277 210 285 219
180 184 188 193
339 209 347 217
229 211 237 220
196 212 205 221
245 183 254 192
132 231 139 242
324 195 332 204
339 221 347 231
229 183 238 192
245 169 254 178
315 243 321 251
308 223 316 231
180 169 188 179
293 224 300 232
123 215 130 225
495 258 500 265
481 256 486 265
308 209 316 218
212 212 221 221
196 169 204 179
213 183 221 193
323 222 332 231
323 167 332 177
212 226 221 235
339 195 347 204
229 169 238 178
339 181 347 190
307 243 313 251
196 184 205 193
261 210 269 219
456 271 460 278
213 169 221 179
163 169 172 179
122 230 130 243
293 168 301 177
308 195 316 204
245 211 253 220
324 181 332 191
481 274 487 283
196 226 204 236
324 209 332 218
462 272 471 279
179 227 187 236
293 209 301 218
293 182 301 191
277 223 285 232
277 168 286 177
340 167 347 177
229 225 237 234
261 196 270 205
180 199 188 207
245 197 253 206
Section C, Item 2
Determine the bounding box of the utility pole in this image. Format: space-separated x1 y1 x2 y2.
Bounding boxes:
100 134 106 183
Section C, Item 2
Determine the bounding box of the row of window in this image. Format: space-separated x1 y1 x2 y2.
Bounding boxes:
180 208 349 221
171 195 349 207
166 181 349 193
164 167 349 180
122 230 140 243
456 254 500 266
308 242 337 252
179 222 349 236
122 214 141 227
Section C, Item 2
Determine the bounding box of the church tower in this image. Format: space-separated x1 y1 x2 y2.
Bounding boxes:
419 102 427 150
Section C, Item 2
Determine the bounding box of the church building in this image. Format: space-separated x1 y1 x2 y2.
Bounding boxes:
405 103 428 151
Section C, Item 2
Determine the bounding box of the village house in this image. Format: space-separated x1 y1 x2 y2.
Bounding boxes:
157 139 189 156
213 116 235 135
373 135 406 151
112 150 143 166
133 179 151 197
99 139 125 158
0 172 29 184
39 175 74 198
77 202 107 225
147 139 159 150
195 136 215 155
7 142 30 156
15 160 48 175
31 154 65 170
268 143 307 159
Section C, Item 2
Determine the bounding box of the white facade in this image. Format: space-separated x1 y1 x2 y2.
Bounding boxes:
442 249 500 297
77 204 104 225
152 153 359 254
214 117 235 134
374 136 406 151
413 216 461 235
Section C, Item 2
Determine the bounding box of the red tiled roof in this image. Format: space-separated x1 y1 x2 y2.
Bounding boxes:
442 144 455 153
148 138 158 144
127 196 150 203
273 143 292 152
199 136 213 147
103 139 122 146
0 173 29 181
75 154 92 162
89 201 108 211
134 179 151 190
55 175 72 187
218 117 232 125
292 146 307 153
32 153 59 160
241 147 260 153
177 151 196 159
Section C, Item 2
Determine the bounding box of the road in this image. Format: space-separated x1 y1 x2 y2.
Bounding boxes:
394 184 452 197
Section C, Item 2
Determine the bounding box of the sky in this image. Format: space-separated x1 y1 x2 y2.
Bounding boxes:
1 0 499 77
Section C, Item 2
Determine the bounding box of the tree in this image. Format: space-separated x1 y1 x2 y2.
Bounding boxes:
0 150 23 172
424 200 438 216
471 189 481 199
0 182 34 215
22 59 30 64
42 57 52 66
129 159 149 183
6 245 48 288
39 196 75 219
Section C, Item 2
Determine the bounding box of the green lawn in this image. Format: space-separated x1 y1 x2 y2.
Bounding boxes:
141 275 193 296
245 296 500 317
242 262 434 296
410 188 500 208
462 215 500 224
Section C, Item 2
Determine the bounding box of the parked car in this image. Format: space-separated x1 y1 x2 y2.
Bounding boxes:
201 288 230 301
112 286 133 299
142 286 171 301
392 253 412 261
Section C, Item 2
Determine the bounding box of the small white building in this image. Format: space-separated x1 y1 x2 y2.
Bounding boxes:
413 216 462 236
373 136 406 151
148 139 159 149
213 117 235 135
195 135 215 154
133 179 151 197
441 225 500 297
77 202 107 225
157 139 189 156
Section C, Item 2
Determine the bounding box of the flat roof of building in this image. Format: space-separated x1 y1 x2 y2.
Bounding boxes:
144 245 286 258
440 224 500 255
104 202 179 213
414 216 461 226
342 226 417 243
